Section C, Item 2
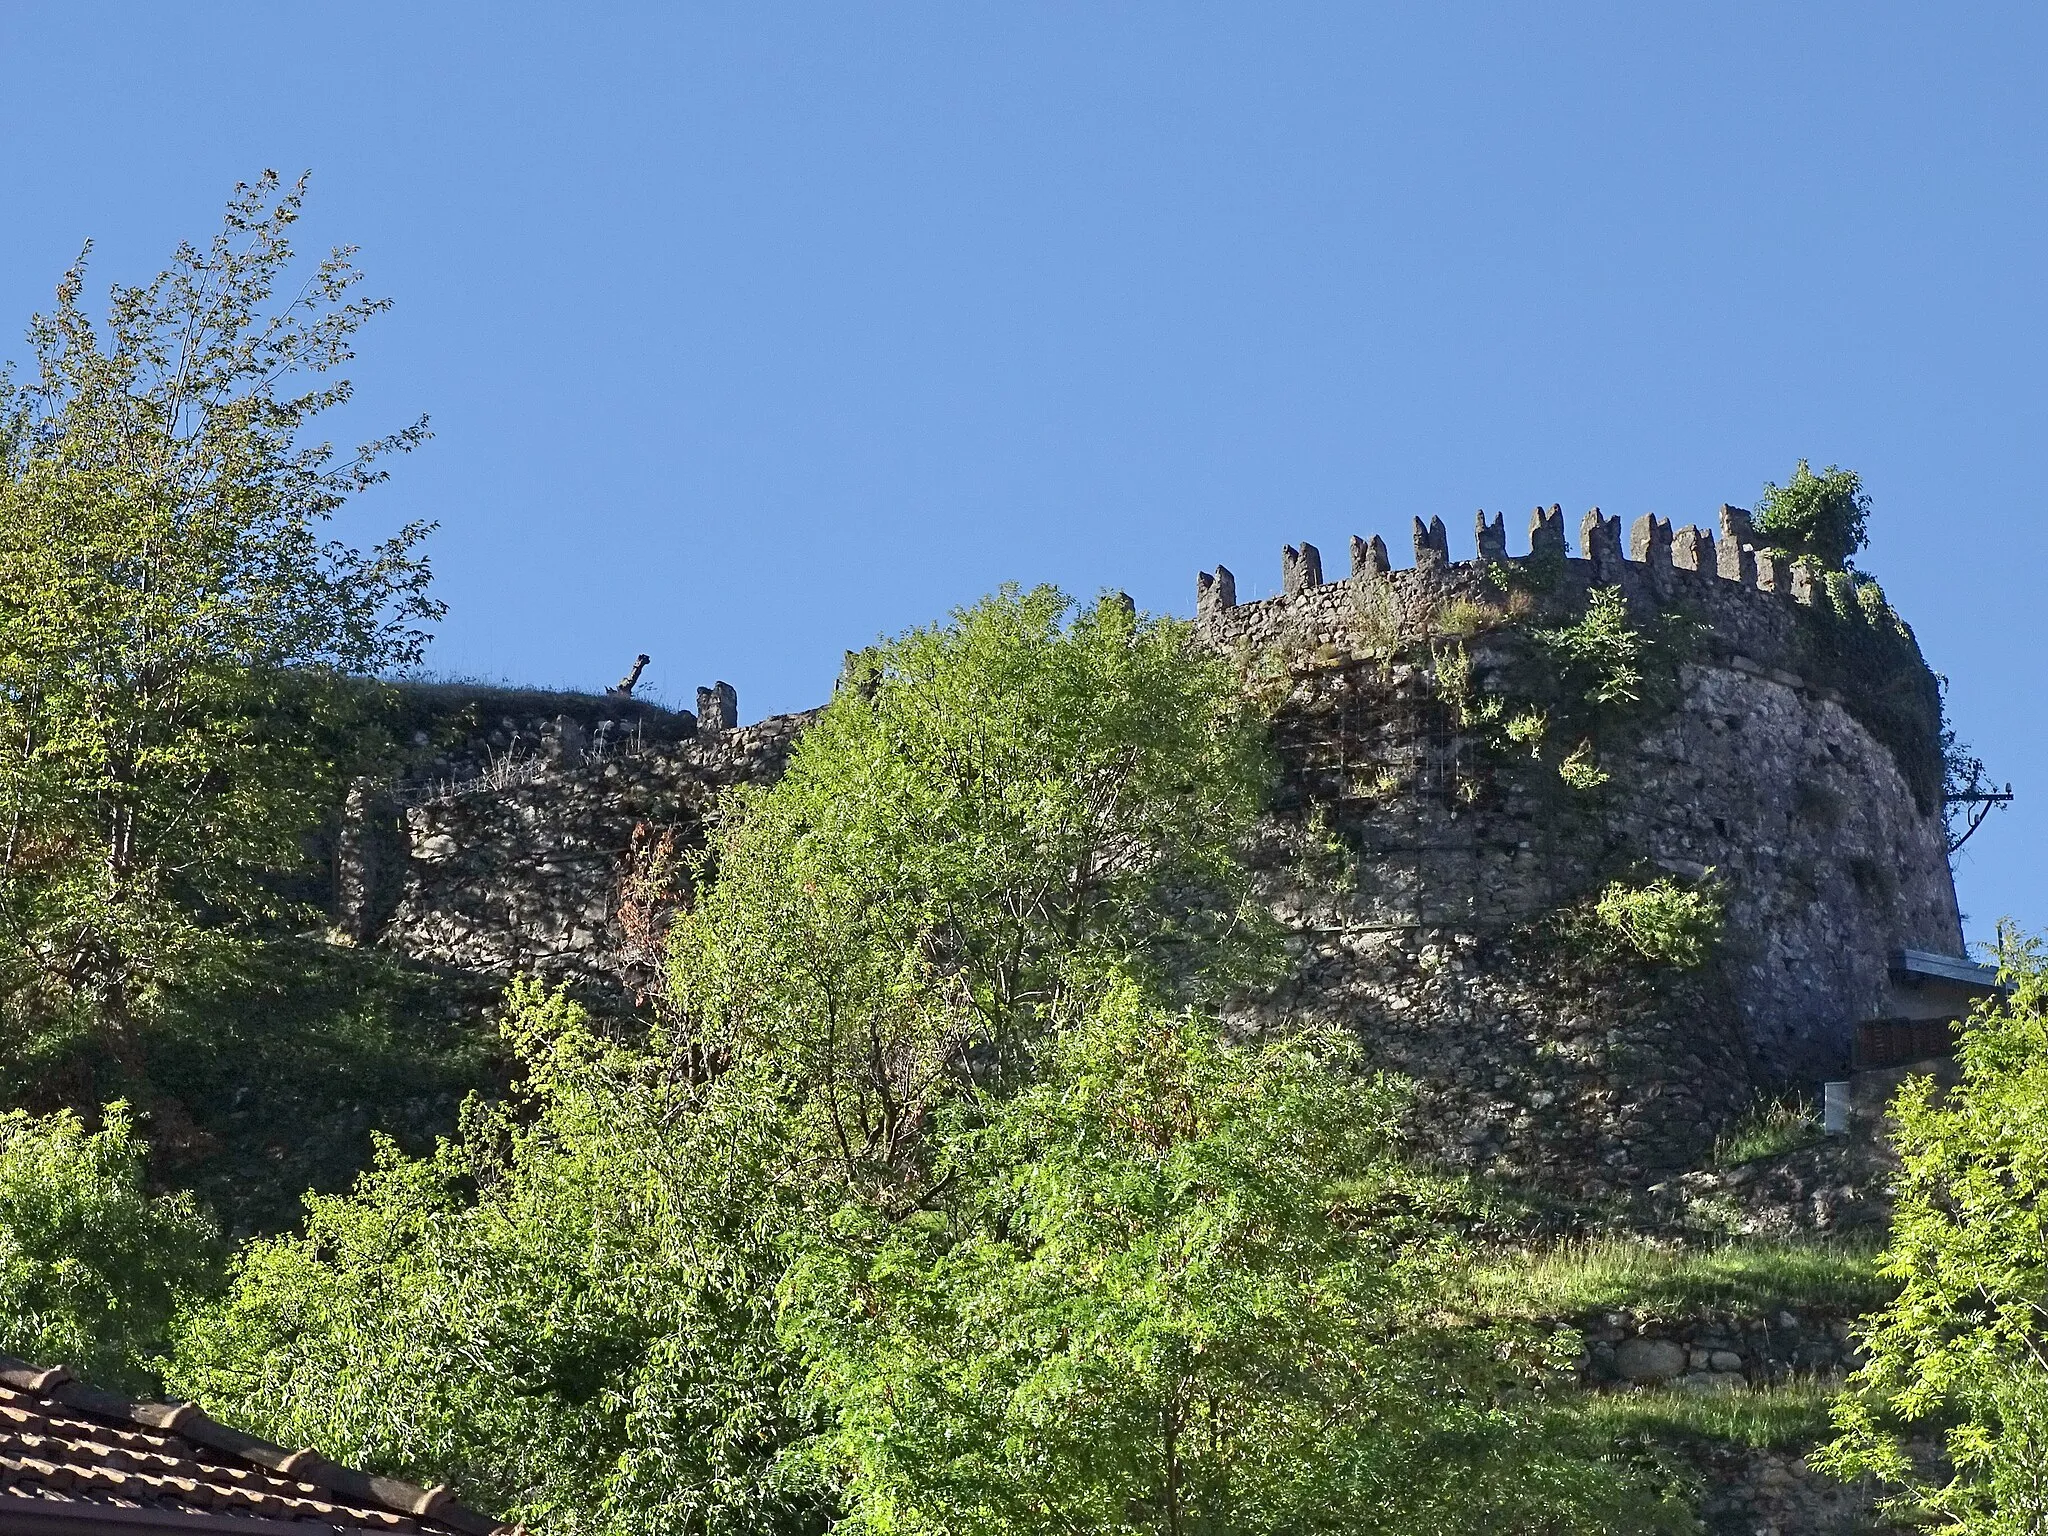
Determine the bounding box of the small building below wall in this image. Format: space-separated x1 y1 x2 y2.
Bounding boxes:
1853 948 2007 1069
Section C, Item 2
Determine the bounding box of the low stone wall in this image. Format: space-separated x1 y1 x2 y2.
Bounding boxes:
1578 1304 1864 1391
1577 1303 1911 1535
1689 1441 1915 1536
1659 1136 1897 1237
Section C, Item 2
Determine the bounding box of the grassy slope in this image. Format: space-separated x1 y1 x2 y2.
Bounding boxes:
142 939 510 1237
1463 1234 1893 1319
1482 1235 1897 1529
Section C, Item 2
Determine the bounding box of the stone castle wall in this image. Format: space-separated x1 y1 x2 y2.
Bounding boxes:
1204 505 1961 1093
340 706 811 999
333 500 1966 1196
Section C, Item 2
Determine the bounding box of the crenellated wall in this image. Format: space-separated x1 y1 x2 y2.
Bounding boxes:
331 500 1966 1201
1201 504 1962 1110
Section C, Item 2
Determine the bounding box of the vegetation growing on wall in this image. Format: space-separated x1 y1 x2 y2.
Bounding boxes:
1591 876 1725 969
1412 582 1697 807
1784 567 1946 814
1755 461 1870 570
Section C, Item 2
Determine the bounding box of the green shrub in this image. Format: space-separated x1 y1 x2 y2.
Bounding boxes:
1558 740 1609 792
1593 877 1723 968
0 1103 219 1392
1502 708 1549 756
1756 461 1869 569
1713 1098 1823 1167
1534 587 1653 710
1816 930 2048 1530
1349 573 1404 654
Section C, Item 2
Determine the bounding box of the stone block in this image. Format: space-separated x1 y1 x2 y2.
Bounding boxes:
1350 534 1390 578
1719 539 1758 586
1580 509 1625 581
1474 511 1507 561
697 682 738 733
1196 565 1237 620
1615 1336 1688 1383
1412 516 1449 569
1672 525 1717 575
546 714 587 764
1629 513 1673 569
1283 542 1323 595
1528 503 1566 559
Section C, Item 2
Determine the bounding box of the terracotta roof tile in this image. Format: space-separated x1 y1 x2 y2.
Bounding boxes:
0 1358 514 1535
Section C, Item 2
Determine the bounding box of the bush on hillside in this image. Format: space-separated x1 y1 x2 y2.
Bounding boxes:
0 1103 218 1393
1817 929 2048 1530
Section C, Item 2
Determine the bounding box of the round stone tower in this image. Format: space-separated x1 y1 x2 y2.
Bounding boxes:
1199 505 1962 1194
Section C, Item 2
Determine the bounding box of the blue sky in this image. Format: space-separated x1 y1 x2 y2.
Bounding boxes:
2 4 2042 942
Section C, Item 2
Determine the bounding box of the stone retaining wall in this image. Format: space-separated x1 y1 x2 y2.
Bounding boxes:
1577 1304 1864 1391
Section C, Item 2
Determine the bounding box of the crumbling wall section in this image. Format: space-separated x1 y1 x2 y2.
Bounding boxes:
361 711 813 998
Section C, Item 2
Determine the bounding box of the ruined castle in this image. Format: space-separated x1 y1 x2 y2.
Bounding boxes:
334 500 1982 1202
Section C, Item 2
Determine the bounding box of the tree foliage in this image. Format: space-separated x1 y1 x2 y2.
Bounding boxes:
170 589 1277 1532
782 982 1681 1536
0 1103 218 1393
664 586 1277 1200
1817 930 2048 1530
0 172 439 1054
1755 460 1870 569
166 587 1687 1534
171 982 824 1535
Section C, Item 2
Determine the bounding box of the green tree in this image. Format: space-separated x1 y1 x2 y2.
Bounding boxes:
665 585 1276 1201
782 981 1682 1536
171 983 824 1535
1816 930 2048 1530
0 172 438 1060
1755 460 1870 569
0 1102 219 1393
170 588 1276 1533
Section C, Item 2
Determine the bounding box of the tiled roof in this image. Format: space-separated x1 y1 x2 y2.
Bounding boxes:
0 1358 514 1536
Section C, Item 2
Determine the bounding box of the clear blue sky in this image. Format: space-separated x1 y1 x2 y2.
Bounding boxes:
2 5 2041 943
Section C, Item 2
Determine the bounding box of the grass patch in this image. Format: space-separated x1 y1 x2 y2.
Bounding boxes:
1713 1096 1823 1166
1461 1235 1892 1320
144 938 509 1237
1570 1378 1842 1451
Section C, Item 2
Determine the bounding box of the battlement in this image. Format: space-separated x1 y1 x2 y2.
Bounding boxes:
1195 502 1840 669
1200 504 1809 622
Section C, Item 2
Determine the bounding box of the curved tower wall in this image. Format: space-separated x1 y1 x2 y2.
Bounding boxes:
1198 508 1963 1088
